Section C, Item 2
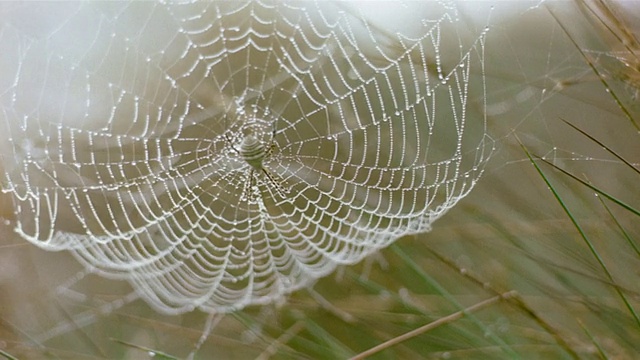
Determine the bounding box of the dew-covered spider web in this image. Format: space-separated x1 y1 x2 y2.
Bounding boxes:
0 1 492 314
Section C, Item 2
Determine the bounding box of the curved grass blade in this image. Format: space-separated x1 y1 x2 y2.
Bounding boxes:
520 140 640 329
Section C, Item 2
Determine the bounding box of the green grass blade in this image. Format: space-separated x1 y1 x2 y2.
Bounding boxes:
391 245 521 358
548 7 639 131
425 247 580 360
0 349 18 360
349 292 515 360
559 118 640 175
521 142 640 329
537 157 640 217
597 194 640 258
577 320 608 360
302 317 354 359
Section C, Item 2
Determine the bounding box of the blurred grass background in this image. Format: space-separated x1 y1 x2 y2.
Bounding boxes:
1 1 639 359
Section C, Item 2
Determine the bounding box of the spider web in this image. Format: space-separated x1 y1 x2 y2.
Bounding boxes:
0 1 492 314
